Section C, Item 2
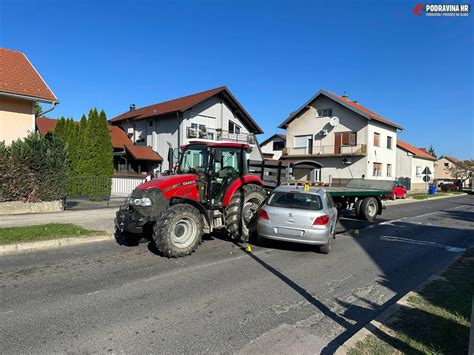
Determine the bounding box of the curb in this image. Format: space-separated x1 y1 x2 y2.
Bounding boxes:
335 250 466 354
386 192 467 206
0 234 114 255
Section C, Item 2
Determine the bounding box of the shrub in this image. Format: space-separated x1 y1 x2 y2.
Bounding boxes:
0 133 69 202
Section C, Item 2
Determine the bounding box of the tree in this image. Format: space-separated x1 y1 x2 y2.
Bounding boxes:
427 145 437 158
446 160 474 191
54 117 67 139
34 103 42 117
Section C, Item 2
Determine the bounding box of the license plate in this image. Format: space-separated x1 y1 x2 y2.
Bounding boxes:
276 228 304 237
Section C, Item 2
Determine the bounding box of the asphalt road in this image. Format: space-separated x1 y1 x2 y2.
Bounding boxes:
1 195 473 354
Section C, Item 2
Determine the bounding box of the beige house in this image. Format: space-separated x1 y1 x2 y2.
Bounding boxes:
434 156 463 185
396 140 436 191
259 133 286 160
0 48 58 145
278 89 403 183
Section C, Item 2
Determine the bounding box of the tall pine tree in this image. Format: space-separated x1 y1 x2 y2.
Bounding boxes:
54 117 67 139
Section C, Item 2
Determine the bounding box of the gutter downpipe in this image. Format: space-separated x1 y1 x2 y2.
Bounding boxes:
37 101 59 118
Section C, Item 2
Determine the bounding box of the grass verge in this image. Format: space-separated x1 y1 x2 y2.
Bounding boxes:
0 224 102 245
410 191 464 200
348 248 474 354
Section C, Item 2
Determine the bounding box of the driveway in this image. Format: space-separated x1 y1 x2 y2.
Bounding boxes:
0 195 473 353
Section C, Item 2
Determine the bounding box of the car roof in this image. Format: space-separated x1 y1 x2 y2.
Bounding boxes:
273 185 326 196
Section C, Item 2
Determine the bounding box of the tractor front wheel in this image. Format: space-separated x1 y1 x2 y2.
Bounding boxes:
153 204 203 258
225 184 266 242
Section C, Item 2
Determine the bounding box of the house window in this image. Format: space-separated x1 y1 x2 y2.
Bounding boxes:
444 162 449 167
416 166 422 176
317 108 333 117
341 132 357 146
228 121 241 134
149 120 153 127
387 164 392 177
387 136 392 149
374 132 380 147
373 163 382 176
294 135 311 148
273 141 285 151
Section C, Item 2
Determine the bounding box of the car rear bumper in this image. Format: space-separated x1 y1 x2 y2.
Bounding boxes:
257 222 331 245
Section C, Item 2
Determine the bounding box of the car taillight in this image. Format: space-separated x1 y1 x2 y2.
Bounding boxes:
259 209 269 220
313 215 329 225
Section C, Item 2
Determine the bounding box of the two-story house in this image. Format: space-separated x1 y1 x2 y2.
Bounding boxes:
396 140 436 191
259 133 286 160
0 48 58 145
434 156 466 187
110 86 264 171
278 89 403 183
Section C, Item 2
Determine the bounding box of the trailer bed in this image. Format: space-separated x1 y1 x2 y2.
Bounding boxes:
325 186 392 197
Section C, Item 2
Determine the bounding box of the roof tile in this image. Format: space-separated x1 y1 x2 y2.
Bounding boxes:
397 140 436 160
125 145 163 161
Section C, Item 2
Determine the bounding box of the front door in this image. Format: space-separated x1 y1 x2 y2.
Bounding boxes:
210 147 243 203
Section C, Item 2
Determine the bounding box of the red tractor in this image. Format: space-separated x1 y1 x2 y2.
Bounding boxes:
115 141 267 257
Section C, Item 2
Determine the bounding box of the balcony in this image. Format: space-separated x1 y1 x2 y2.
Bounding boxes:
186 127 256 144
283 144 367 157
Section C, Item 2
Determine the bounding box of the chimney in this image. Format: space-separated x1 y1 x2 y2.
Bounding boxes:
129 104 136 112
342 92 349 99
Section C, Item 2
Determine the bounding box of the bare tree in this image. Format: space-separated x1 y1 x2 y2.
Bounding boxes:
445 160 474 190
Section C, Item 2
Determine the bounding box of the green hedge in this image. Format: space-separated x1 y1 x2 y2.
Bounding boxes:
0 133 69 202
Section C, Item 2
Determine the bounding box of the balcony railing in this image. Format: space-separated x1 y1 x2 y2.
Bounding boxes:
186 127 256 144
284 143 367 157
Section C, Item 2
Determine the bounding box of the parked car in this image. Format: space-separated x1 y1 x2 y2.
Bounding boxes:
441 183 457 192
257 185 338 254
385 184 407 200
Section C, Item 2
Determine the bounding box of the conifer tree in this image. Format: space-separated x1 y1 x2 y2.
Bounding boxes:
54 117 67 139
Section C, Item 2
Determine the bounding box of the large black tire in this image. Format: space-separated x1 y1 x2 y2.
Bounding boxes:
153 204 203 258
360 197 379 222
354 199 363 218
225 184 266 242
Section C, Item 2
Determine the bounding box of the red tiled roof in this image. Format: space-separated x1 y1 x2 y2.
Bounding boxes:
109 125 132 149
445 156 461 164
110 86 263 134
36 117 58 136
397 140 436 160
0 48 57 102
325 91 403 130
35 117 133 149
125 145 163 161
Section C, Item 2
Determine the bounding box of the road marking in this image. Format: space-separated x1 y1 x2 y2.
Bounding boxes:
380 236 465 253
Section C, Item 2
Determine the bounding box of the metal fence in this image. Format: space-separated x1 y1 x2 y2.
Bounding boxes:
64 175 145 210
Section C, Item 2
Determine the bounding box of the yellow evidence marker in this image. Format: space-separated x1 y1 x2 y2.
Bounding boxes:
304 183 310 192
244 244 252 252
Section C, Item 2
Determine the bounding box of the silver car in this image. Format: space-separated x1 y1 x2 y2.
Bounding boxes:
257 185 338 254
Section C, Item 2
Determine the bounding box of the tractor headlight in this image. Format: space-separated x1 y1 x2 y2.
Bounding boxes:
132 197 152 207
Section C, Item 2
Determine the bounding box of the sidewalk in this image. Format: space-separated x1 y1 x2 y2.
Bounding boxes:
385 192 467 206
0 208 116 234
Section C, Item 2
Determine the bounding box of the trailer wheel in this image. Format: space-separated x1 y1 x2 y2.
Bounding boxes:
354 199 363 218
225 184 266 242
153 204 203 258
360 197 379 221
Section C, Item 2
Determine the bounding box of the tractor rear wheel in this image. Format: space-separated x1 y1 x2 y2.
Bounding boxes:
153 204 203 258
225 184 266 242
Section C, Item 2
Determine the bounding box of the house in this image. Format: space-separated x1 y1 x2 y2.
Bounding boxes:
0 48 58 145
259 134 286 160
434 156 464 186
36 117 162 175
396 140 436 191
109 86 264 171
278 89 403 183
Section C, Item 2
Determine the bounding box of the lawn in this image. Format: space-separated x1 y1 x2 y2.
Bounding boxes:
410 191 464 200
0 224 101 245
348 248 474 354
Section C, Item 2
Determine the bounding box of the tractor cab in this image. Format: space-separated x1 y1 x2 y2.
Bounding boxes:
177 141 249 205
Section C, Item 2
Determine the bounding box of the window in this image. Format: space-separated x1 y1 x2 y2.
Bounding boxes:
387 136 392 149
294 135 311 148
374 132 380 147
341 132 357 146
444 162 449 167
267 192 322 210
416 166 422 176
273 141 285 151
178 145 209 174
373 163 382 176
228 121 241 134
149 120 153 127
387 164 392 177
317 108 333 117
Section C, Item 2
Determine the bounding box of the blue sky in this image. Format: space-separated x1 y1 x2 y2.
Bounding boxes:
1 0 472 158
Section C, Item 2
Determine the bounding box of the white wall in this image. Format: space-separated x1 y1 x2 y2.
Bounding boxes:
260 136 285 160
366 120 397 180
396 147 413 178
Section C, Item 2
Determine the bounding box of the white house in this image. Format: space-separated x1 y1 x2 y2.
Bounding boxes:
110 86 264 171
396 140 436 191
259 133 286 160
278 89 403 183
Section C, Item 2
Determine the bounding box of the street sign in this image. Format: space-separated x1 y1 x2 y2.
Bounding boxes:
423 175 431 183
422 167 432 175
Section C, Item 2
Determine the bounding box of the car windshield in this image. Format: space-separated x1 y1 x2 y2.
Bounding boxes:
267 192 323 210
178 145 209 174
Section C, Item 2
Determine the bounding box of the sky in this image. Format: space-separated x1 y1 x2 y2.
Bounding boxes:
1 0 473 159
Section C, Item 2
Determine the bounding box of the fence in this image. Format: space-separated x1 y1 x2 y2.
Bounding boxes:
64 175 146 210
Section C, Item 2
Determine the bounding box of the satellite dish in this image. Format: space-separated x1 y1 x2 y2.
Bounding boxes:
329 116 340 127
